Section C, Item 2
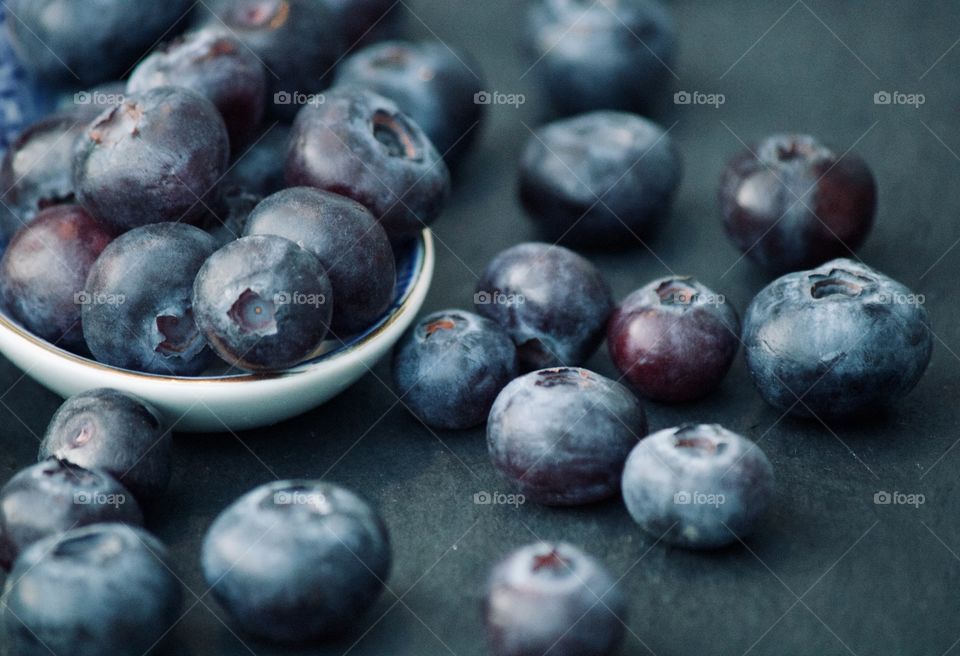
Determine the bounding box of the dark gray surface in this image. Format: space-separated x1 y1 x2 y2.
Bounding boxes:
2 1 960 654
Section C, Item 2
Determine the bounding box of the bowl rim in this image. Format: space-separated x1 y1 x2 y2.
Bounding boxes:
0 229 433 385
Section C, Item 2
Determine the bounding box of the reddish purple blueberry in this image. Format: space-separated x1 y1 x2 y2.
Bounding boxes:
719 134 877 272
608 276 740 402
0 205 113 352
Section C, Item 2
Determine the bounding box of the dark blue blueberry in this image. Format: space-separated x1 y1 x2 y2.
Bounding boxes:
73 87 230 232
82 223 219 376
484 542 626 656
4 0 193 86
608 276 740 402
193 235 333 371
719 134 877 272
244 187 395 334
524 0 676 115
196 0 341 121
127 29 267 148
223 123 291 199
0 109 99 225
487 367 646 505
285 86 451 241
742 258 932 418
39 389 170 502
519 111 681 247
621 424 775 549
202 480 391 642
334 40 485 166
475 243 613 369
0 459 142 568
0 205 113 352
393 310 518 430
2 523 181 656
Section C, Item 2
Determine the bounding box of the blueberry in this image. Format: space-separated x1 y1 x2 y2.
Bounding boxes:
202 480 391 642
4 0 194 86
519 111 681 246
196 0 342 121
524 0 677 115
82 223 219 375
621 424 775 549
285 86 451 241
193 235 333 371
127 29 267 148
719 134 877 272
0 205 113 352
742 258 932 418
244 187 395 334
39 389 170 502
475 243 613 369
73 87 230 232
608 276 740 402
487 367 645 505
2 524 181 656
334 40 485 166
0 109 99 225
223 123 291 198
484 542 626 656
393 310 518 430
0 459 142 568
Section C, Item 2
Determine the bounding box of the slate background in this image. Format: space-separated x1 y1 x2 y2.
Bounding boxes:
2 1 960 654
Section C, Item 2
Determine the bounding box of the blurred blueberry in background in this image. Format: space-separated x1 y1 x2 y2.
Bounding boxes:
0 11 52 159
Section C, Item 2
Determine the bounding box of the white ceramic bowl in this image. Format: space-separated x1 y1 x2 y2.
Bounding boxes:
0 230 434 432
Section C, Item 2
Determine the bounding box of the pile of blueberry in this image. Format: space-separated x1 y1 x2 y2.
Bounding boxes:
0 0 937 654
0 0 467 375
